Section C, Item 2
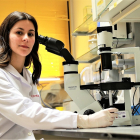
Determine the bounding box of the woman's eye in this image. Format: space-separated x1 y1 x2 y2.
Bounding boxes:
28 33 34 37
16 31 23 35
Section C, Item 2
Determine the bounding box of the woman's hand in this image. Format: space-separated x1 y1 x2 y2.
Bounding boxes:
77 108 118 128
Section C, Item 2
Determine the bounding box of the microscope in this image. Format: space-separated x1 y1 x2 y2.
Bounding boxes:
38 25 140 126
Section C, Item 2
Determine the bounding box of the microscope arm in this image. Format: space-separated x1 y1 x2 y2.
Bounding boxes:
63 62 102 114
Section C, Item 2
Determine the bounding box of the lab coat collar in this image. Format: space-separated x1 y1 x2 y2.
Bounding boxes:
4 64 32 87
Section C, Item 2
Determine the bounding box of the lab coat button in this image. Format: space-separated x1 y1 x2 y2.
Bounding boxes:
28 132 32 136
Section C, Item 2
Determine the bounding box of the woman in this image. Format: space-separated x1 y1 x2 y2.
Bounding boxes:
0 11 118 140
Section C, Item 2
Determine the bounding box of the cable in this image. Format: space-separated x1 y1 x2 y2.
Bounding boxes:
132 103 140 115
132 87 139 115
133 87 137 107
99 64 101 83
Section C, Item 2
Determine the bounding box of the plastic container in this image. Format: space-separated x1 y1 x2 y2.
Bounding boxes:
83 6 92 21
88 34 97 50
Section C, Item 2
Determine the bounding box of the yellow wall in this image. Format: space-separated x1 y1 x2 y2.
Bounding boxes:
69 0 92 72
0 0 70 78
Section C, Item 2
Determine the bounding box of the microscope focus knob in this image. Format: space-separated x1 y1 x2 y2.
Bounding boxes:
83 109 95 115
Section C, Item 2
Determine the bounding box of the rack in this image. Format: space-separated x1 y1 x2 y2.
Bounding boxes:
72 15 97 36
73 0 136 62
76 38 133 63
93 0 140 25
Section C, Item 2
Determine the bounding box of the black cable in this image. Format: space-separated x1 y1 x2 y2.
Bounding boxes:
99 64 101 83
133 87 137 107
132 103 140 115
98 64 103 98
132 87 139 115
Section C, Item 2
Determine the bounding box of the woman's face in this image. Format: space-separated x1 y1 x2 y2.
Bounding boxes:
9 20 35 58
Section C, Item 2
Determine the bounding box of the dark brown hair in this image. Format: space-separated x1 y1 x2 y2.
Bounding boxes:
0 11 41 84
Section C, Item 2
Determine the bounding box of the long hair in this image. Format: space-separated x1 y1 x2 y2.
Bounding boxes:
0 11 41 84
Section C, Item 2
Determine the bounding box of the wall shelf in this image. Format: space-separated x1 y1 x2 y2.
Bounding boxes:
73 0 135 63
72 15 97 36
94 0 140 25
72 1 139 36
72 0 139 36
76 46 100 63
76 38 133 63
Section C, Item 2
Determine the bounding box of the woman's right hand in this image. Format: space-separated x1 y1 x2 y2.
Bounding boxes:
77 108 118 128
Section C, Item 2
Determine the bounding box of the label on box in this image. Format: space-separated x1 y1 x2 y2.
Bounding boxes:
115 111 126 119
114 2 117 7
97 0 104 6
96 0 110 15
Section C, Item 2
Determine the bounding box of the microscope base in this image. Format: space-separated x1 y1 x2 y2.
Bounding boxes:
113 111 140 126
112 111 132 126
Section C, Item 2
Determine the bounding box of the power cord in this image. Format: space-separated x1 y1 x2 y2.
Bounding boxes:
133 87 137 107
132 87 139 115
99 64 101 83
132 103 140 115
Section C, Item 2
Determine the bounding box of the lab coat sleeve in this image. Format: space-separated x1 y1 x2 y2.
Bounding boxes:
0 71 77 130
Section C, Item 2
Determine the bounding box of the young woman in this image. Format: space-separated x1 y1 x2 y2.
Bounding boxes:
0 11 118 140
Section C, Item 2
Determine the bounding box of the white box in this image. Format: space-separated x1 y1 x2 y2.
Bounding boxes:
88 39 97 50
117 22 127 38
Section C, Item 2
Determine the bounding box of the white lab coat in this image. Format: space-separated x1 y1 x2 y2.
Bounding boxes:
0 64 77 140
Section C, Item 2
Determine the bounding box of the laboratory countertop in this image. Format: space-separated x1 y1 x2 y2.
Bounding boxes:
34 125 140 139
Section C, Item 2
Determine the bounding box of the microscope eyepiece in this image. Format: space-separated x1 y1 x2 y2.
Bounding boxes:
38 34 75 62
38 35 49 45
